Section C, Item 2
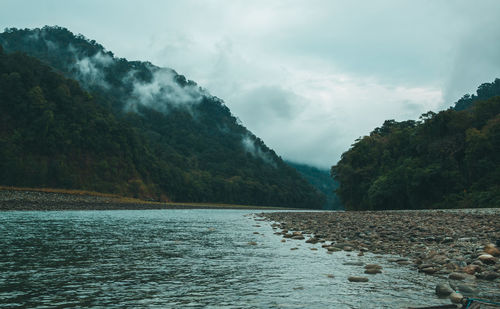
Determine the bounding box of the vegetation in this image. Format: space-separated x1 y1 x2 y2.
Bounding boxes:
0 26 325 208
332 80 500 210
287 161 342 209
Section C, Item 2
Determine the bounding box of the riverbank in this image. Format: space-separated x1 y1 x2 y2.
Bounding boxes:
0 188 288 211
257 210 500 306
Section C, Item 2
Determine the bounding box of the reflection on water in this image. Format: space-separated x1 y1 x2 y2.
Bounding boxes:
0 210 466 308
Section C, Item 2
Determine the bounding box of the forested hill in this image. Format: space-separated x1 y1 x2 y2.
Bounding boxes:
453 79 500 111
0 26 325 208
287 161 342 210
332 80 500 210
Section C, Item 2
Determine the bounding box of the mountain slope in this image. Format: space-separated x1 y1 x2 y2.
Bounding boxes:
287 161 343 210
332 81 500 210
0 26 325 208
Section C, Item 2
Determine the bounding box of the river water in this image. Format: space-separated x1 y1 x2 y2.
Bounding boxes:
0 209 459 308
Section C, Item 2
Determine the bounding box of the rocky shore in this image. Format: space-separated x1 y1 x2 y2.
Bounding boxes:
257 210 500 307
0 189 278 211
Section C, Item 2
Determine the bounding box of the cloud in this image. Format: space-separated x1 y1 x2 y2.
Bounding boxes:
73 51 113 89
241 135 276 167
126 67 206 114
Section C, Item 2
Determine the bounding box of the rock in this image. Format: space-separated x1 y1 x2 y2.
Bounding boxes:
310 247 318 251
456 284 478 297
364 268 382 274
343 246 354 251
476 271 500 281
449 292 463 304
326 274 335 278
348 276 369 282
292 235 305 240
253 232 260 234
484 244 500 257
248 241 257 246
290 247 298 250
449 272 467 280
478 254 497 265
343 261 364 266
326 246 341 252
462 264 480 275
421 267 440 274
364 264 382 270
435 283 454 297
281 239 286 243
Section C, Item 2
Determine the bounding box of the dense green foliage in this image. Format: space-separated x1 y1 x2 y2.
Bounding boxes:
332 82 500 210
454 79 500 111
0 26 325 208
287 161 343 210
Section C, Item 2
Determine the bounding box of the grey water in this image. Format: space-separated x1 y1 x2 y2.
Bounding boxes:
0 209 457 308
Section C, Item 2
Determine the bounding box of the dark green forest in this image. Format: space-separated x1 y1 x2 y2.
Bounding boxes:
0 26 325 208
332 80 500 210
287 161 343 210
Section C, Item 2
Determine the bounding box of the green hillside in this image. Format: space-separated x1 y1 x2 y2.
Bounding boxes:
332 80 500 210
0 27 325 208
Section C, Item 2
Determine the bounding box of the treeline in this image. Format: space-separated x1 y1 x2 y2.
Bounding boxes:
287 161 343 210
332 81 500 210
0 27 325 208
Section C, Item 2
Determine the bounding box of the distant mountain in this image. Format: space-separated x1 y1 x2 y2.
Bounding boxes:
0 26 325 208
453 78 500 111
333 81 500 210
287 161 343 210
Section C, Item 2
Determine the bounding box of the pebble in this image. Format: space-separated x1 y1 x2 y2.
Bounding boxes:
348 276 369 282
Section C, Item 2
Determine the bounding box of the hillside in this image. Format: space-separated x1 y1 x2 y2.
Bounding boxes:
0 26 325 208
332 80 500 210
287 161 342 210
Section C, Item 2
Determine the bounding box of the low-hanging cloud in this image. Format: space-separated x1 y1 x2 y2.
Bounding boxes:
241 134 276 167
73 51 113 89
126 68 206 114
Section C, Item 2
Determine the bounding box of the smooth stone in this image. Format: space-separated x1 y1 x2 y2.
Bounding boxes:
292 235 305 240
435 283 454 297
449 292 463 304
290 247 299 250
343 261 364 266
343 246 354 251
364 268 381 274
364 264 382 270
348 276 369 282
476 271 500 281
281 239 286 243
478 254 497 265
248 241 257 246
326 274 335 278
456 284 478 296
484 244 500 257
327 247 341 252
421 267 439 274
310 247 318 251
449 272 467 280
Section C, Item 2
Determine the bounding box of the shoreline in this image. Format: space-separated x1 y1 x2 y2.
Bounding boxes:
257 209 500 305
0 189 292 211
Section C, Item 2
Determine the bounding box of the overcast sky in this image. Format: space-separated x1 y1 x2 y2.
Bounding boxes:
2 0 500 168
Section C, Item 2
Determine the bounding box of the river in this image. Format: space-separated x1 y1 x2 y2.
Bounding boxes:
0 209 456 308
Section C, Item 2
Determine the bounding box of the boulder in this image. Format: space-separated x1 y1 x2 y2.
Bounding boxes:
435 283 454 297
449 272 467 280
478 254 497 265
449 292 463 304
364 268 382 274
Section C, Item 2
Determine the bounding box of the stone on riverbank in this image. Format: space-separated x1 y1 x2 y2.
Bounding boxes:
435 283 454 297
348 276 369 282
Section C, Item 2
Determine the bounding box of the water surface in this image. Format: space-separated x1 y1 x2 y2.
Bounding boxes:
0 210 461 308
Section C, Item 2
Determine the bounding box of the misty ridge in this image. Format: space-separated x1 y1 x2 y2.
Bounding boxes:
3 26 277 165
0 26 325 208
